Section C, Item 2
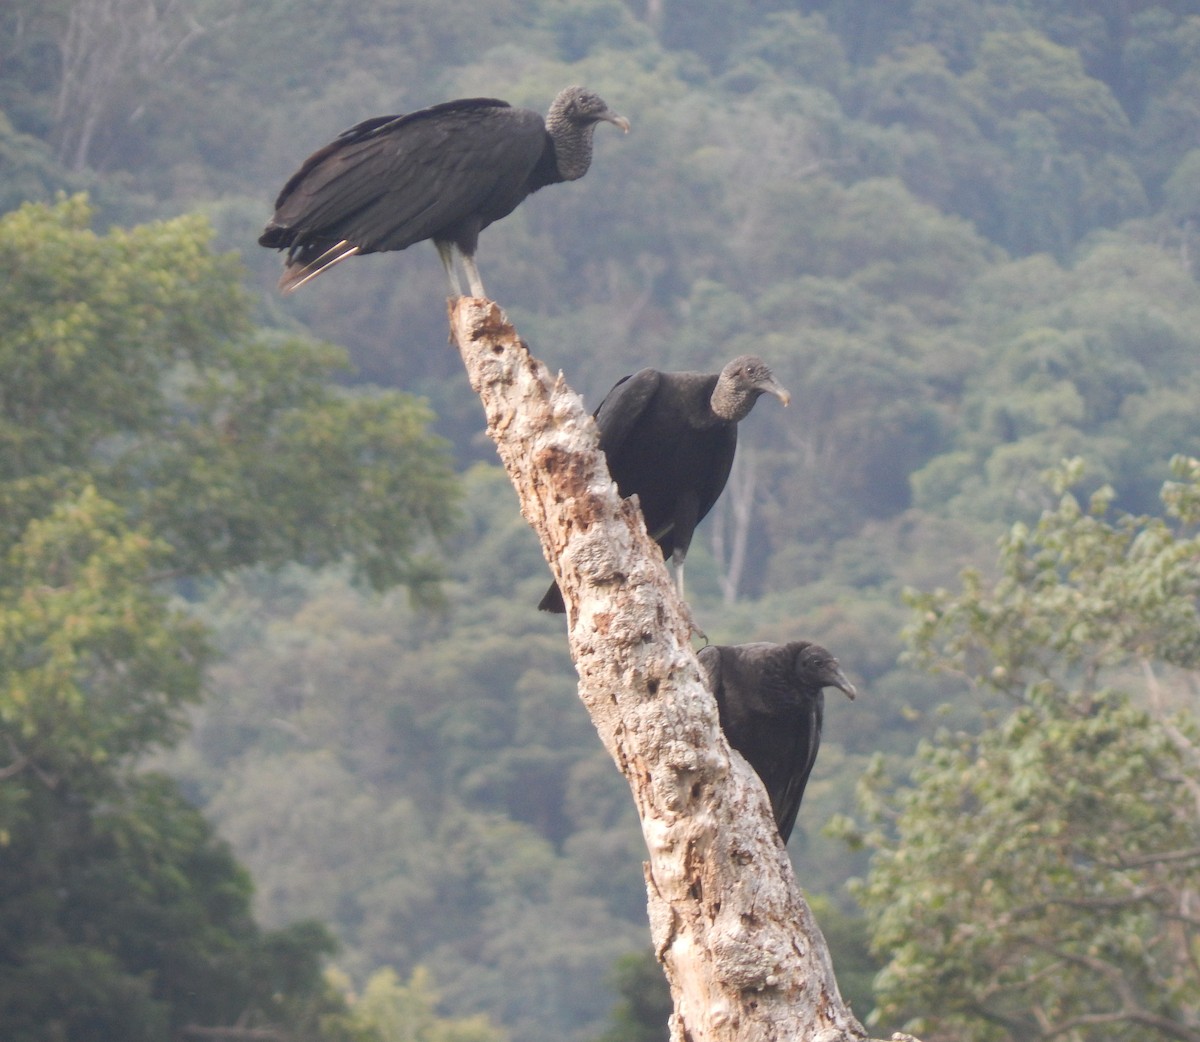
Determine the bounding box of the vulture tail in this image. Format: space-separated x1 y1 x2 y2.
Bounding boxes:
278 239 360 293
538 581 566 614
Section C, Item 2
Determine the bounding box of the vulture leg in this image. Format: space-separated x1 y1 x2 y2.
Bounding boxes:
460 251 487 299
668 497 699 605
669 551 707 640
435 241 464 297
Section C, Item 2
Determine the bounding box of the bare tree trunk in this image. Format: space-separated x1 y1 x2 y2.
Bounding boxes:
449 298 916 1042
711 449 757 605
52 0 207 170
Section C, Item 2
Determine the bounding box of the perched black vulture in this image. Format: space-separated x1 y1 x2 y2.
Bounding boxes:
697 641 857 843
538 356 790 613
259 86 629 295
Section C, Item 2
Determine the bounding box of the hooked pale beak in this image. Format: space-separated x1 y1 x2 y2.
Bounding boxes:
829 666 857 701
602 111 631 133
760 378 791 407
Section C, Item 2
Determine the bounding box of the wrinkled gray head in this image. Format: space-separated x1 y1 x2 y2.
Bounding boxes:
711 355 791 422
792 641 857 700
546 86 630 181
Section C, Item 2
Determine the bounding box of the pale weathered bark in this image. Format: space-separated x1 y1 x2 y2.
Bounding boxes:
449 298 915 1042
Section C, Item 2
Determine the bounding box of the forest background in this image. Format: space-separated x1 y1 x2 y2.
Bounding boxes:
2 1 1200 1041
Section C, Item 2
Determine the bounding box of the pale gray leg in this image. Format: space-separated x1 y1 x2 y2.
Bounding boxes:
435 241 463 296
461 253 486 299
673 553 686 602
671 552 705 639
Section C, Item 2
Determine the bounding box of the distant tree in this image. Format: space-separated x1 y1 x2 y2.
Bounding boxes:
0 196 458 1039
49 0 213 171
0 111 78 212
960 30 1146 256
0 195 457 589
854 43 1003 229
593 950 672 1042
0 772 350 1041
854 457 1200 1042
0 0 63 137
708 449 757 603
340 965 508 1042
965 30 1132 155
1127 14 1200 190
1163 149 1200 274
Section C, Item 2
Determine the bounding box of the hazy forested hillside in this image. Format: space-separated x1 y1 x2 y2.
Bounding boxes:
3 2 1200 1041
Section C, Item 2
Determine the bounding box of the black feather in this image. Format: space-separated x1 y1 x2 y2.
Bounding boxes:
538 356 789 613
697 641 856 843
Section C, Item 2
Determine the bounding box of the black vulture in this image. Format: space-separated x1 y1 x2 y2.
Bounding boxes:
538 356 790 613
259 86 629 295
697 641 857 843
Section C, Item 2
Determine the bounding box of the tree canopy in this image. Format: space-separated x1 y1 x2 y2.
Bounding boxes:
0 196 459 1039
852 458 1200 1042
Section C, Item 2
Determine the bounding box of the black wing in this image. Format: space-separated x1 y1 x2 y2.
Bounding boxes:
689 423 737 549
768 693 822 843
698 643 791 832
697 643 724 703
593 369 662 458
262 99 547 254
698 642 822 843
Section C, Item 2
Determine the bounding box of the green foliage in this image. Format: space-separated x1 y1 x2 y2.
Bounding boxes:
964 31 1132 154
0 486 206 802
0 112 78 212
906 457 1200 690
134 349 457 592
174 556 649 1042
0 196 459 593
0 772 350 1042
0 195 246 490
0 195 459 1039
857 459 1200 1041
591 950 672 1042
337 966 508 1042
